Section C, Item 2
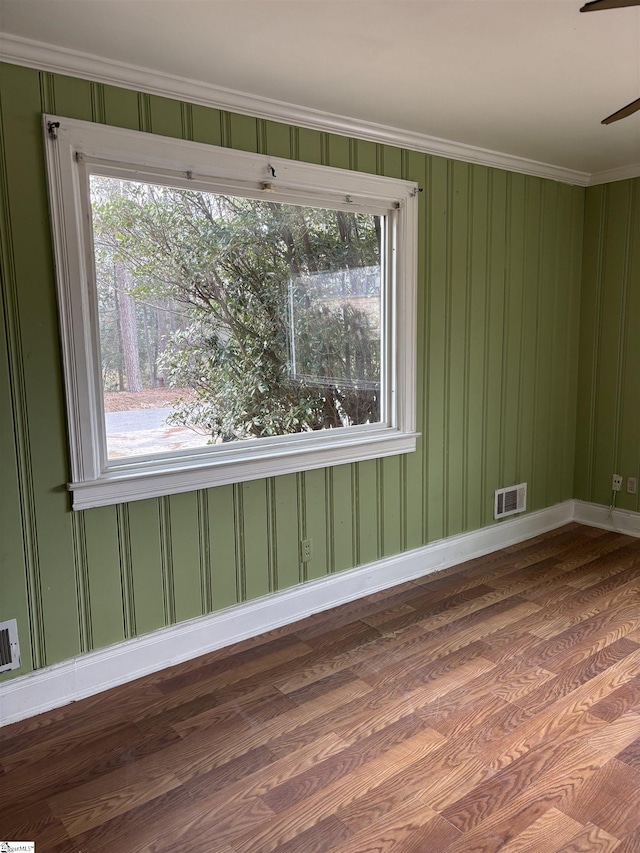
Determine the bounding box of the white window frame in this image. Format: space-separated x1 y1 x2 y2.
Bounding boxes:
43 114 418 510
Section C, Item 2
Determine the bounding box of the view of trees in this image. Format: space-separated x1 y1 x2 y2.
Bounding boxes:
91 176 383 443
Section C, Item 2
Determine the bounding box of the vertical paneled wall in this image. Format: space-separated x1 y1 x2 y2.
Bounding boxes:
574 178 640 509
0 62 584 680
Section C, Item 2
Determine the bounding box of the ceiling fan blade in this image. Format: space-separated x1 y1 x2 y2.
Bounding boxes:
601 97 640 124
580 0 640 10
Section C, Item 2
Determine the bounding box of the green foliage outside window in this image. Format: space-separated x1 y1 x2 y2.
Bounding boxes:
91 177 383 443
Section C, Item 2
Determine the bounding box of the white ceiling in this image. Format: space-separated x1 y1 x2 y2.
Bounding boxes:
1 0 639 177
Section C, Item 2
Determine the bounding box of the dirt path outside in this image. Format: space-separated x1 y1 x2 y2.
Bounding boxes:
103 388 195 413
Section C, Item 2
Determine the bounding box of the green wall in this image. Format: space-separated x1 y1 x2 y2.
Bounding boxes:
574 178 640 509
0 62 585 681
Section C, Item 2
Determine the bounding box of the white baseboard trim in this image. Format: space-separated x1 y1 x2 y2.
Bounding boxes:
573 500 640 538
0 500 575 726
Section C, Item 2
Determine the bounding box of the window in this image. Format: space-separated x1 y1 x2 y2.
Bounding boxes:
44 115 418 509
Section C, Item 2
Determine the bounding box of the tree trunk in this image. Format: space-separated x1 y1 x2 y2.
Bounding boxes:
336 211 359 270
155 299 171 387
114 260 143 393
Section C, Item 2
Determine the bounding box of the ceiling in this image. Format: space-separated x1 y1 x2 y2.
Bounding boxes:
1 0 639 179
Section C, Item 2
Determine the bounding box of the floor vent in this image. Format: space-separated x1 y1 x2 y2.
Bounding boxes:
494 483 527 520
0 618 21 674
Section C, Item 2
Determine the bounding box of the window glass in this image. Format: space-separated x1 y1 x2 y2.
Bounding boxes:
91 176 383 460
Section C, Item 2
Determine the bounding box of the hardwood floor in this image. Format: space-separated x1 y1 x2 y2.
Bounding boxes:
2 522 640 852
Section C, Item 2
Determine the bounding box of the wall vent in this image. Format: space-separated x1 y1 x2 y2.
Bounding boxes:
494 483 527 520
0 618 21 674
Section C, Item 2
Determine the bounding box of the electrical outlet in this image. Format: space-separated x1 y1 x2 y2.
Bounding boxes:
612 474 623 492
301 538 313 562
628 477 638 495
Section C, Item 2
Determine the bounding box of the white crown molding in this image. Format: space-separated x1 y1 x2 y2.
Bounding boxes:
587 164 640 187
0 33 592 187
573 500 640 537
0 499 575 726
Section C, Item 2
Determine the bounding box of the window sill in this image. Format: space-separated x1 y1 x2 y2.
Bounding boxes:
69 428 419 509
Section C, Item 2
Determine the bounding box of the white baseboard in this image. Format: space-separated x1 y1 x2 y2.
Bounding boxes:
0 500 575 726
573 500 640 538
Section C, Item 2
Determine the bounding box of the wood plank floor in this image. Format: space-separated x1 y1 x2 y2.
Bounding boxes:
2 522 640 852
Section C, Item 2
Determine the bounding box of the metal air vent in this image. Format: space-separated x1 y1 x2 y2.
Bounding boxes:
494 483 527 520
0 619 21 674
